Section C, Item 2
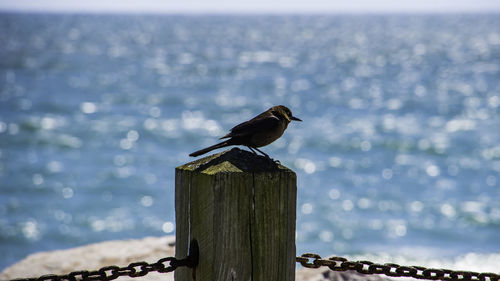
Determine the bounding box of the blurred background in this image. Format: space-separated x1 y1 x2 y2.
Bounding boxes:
1 0 500 273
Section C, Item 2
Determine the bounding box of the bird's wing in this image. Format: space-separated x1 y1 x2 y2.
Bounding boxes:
221 114 280 139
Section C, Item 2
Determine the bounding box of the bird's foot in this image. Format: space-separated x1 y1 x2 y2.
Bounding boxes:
264 155 280 165
247 146 279 164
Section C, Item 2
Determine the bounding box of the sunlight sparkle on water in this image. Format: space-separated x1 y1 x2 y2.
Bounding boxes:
80 102 97 114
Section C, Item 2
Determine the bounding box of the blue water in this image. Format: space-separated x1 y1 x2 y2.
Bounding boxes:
1 13 500 272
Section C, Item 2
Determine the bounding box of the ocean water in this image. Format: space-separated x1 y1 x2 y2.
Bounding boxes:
1 13 500 272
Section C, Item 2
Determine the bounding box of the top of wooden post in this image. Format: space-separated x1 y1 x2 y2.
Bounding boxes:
177 148 294 174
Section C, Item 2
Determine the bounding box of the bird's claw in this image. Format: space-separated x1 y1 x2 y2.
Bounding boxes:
264 156 280 165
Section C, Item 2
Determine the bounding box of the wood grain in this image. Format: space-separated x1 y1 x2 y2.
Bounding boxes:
175 148 296 281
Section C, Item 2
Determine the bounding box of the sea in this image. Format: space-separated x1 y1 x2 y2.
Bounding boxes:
1 12 499 273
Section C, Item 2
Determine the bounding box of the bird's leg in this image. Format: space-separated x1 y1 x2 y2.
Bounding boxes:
247 146 280 164
253 147 280 164
253 147 269 158
247 146 258 155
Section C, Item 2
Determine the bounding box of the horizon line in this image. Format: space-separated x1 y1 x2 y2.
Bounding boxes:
2 8 500 15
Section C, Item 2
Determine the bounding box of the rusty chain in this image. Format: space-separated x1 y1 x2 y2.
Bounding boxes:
11 257 182 281
9 240 199 281
8 244 499 281
297 253 500 281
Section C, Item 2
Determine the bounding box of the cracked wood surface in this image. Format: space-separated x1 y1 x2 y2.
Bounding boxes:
175 148 296 281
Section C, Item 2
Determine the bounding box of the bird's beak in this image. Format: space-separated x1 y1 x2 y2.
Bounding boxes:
291 116 302 121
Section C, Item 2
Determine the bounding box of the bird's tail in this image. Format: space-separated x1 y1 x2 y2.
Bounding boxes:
189 140 231 157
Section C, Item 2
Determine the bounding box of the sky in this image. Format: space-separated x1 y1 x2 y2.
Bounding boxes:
1 0 500 14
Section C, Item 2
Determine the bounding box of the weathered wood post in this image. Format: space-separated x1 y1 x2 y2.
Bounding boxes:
175 148 296 281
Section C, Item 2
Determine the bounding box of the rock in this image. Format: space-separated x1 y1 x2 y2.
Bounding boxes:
296 267 391 281
1 236 390 281
0 236 176 281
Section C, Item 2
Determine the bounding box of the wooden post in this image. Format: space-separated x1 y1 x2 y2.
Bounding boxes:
175 148 296 281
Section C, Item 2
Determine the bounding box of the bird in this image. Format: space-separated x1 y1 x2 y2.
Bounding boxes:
189 105 301 158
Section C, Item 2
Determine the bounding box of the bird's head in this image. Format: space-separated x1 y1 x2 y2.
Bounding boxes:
271 105 302 123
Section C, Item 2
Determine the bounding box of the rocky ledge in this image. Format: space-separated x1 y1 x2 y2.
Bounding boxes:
1 236 388 281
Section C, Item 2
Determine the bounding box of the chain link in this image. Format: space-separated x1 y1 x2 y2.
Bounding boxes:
8 244 498 281
10 240 199 281
296 253 500 281
10 257 177 281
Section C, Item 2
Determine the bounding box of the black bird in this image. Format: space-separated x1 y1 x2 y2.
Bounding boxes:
189 105 301 158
